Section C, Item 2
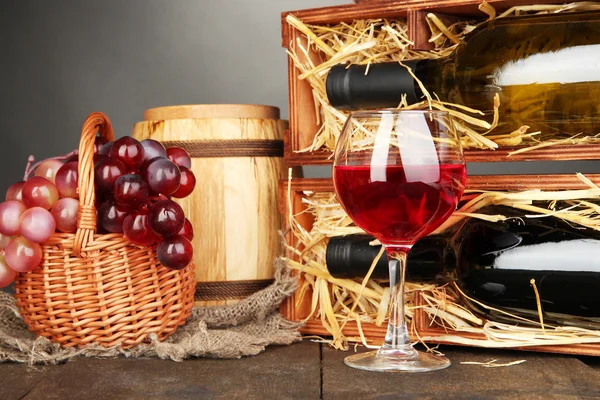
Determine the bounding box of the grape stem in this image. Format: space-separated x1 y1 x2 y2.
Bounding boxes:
147 195 169 205
23 156 35 181
23 150 78 180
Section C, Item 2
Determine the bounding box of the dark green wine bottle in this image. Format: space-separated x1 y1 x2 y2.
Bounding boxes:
326 11 600 137
326 205 600 317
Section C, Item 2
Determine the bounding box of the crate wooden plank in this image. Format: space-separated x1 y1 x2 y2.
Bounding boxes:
282 0 599 166
282 0 570 47
280 175 600 356
284 136 600 167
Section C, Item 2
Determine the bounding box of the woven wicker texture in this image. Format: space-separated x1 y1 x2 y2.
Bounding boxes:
13 112 196 348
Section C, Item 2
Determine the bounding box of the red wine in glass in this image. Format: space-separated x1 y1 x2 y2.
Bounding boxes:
334 164 466 245
332 109 466 373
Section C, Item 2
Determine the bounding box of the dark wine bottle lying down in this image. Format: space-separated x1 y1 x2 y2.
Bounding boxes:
326 205 600 319
326 11 600 137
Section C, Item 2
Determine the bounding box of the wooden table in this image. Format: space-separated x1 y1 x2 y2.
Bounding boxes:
2 342 600 399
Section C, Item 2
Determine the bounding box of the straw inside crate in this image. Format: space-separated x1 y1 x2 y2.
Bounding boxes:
286 1 600 155
283 173 600 350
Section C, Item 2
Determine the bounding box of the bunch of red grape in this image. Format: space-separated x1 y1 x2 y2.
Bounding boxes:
0 136 196 288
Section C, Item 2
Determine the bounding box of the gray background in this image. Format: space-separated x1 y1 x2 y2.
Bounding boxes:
1 0 598 194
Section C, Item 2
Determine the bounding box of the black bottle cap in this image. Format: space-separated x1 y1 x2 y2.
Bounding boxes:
326 61 420 111
326 235 388 280
326 234 450 281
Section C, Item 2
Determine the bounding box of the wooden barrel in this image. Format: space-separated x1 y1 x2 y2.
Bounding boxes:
132 104 287 306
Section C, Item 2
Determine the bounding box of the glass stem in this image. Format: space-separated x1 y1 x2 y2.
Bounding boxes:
379 246 417 358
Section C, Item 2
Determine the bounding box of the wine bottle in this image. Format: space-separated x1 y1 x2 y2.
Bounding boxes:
326 233 451 281
326 205 600 318
326 12 600 137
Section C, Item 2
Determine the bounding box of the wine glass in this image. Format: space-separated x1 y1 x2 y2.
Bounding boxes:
333 109 466 372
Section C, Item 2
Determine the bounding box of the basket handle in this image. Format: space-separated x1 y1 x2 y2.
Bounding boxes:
73 112 115 256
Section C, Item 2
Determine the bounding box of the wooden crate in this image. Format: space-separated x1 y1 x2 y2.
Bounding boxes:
281 0 600 166
279 176 600 356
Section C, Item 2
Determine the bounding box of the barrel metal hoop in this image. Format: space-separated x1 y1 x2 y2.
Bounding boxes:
162 139 284 158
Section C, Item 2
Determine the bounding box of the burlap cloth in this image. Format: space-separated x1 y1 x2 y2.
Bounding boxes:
0 261 302 364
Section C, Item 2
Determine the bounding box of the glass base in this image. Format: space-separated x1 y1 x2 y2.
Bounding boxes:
344 349 451 373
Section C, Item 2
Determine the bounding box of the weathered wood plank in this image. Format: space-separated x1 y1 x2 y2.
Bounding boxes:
322 345 600 399
0 342 321 400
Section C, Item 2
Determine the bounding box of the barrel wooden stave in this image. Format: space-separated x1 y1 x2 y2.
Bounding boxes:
132 105 287 306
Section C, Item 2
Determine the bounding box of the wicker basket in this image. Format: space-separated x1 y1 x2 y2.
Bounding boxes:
13 112 196 348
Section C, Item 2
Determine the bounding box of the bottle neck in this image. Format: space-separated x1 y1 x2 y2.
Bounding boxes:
412 59 444 97
326 60 432 110
325 233 455 281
